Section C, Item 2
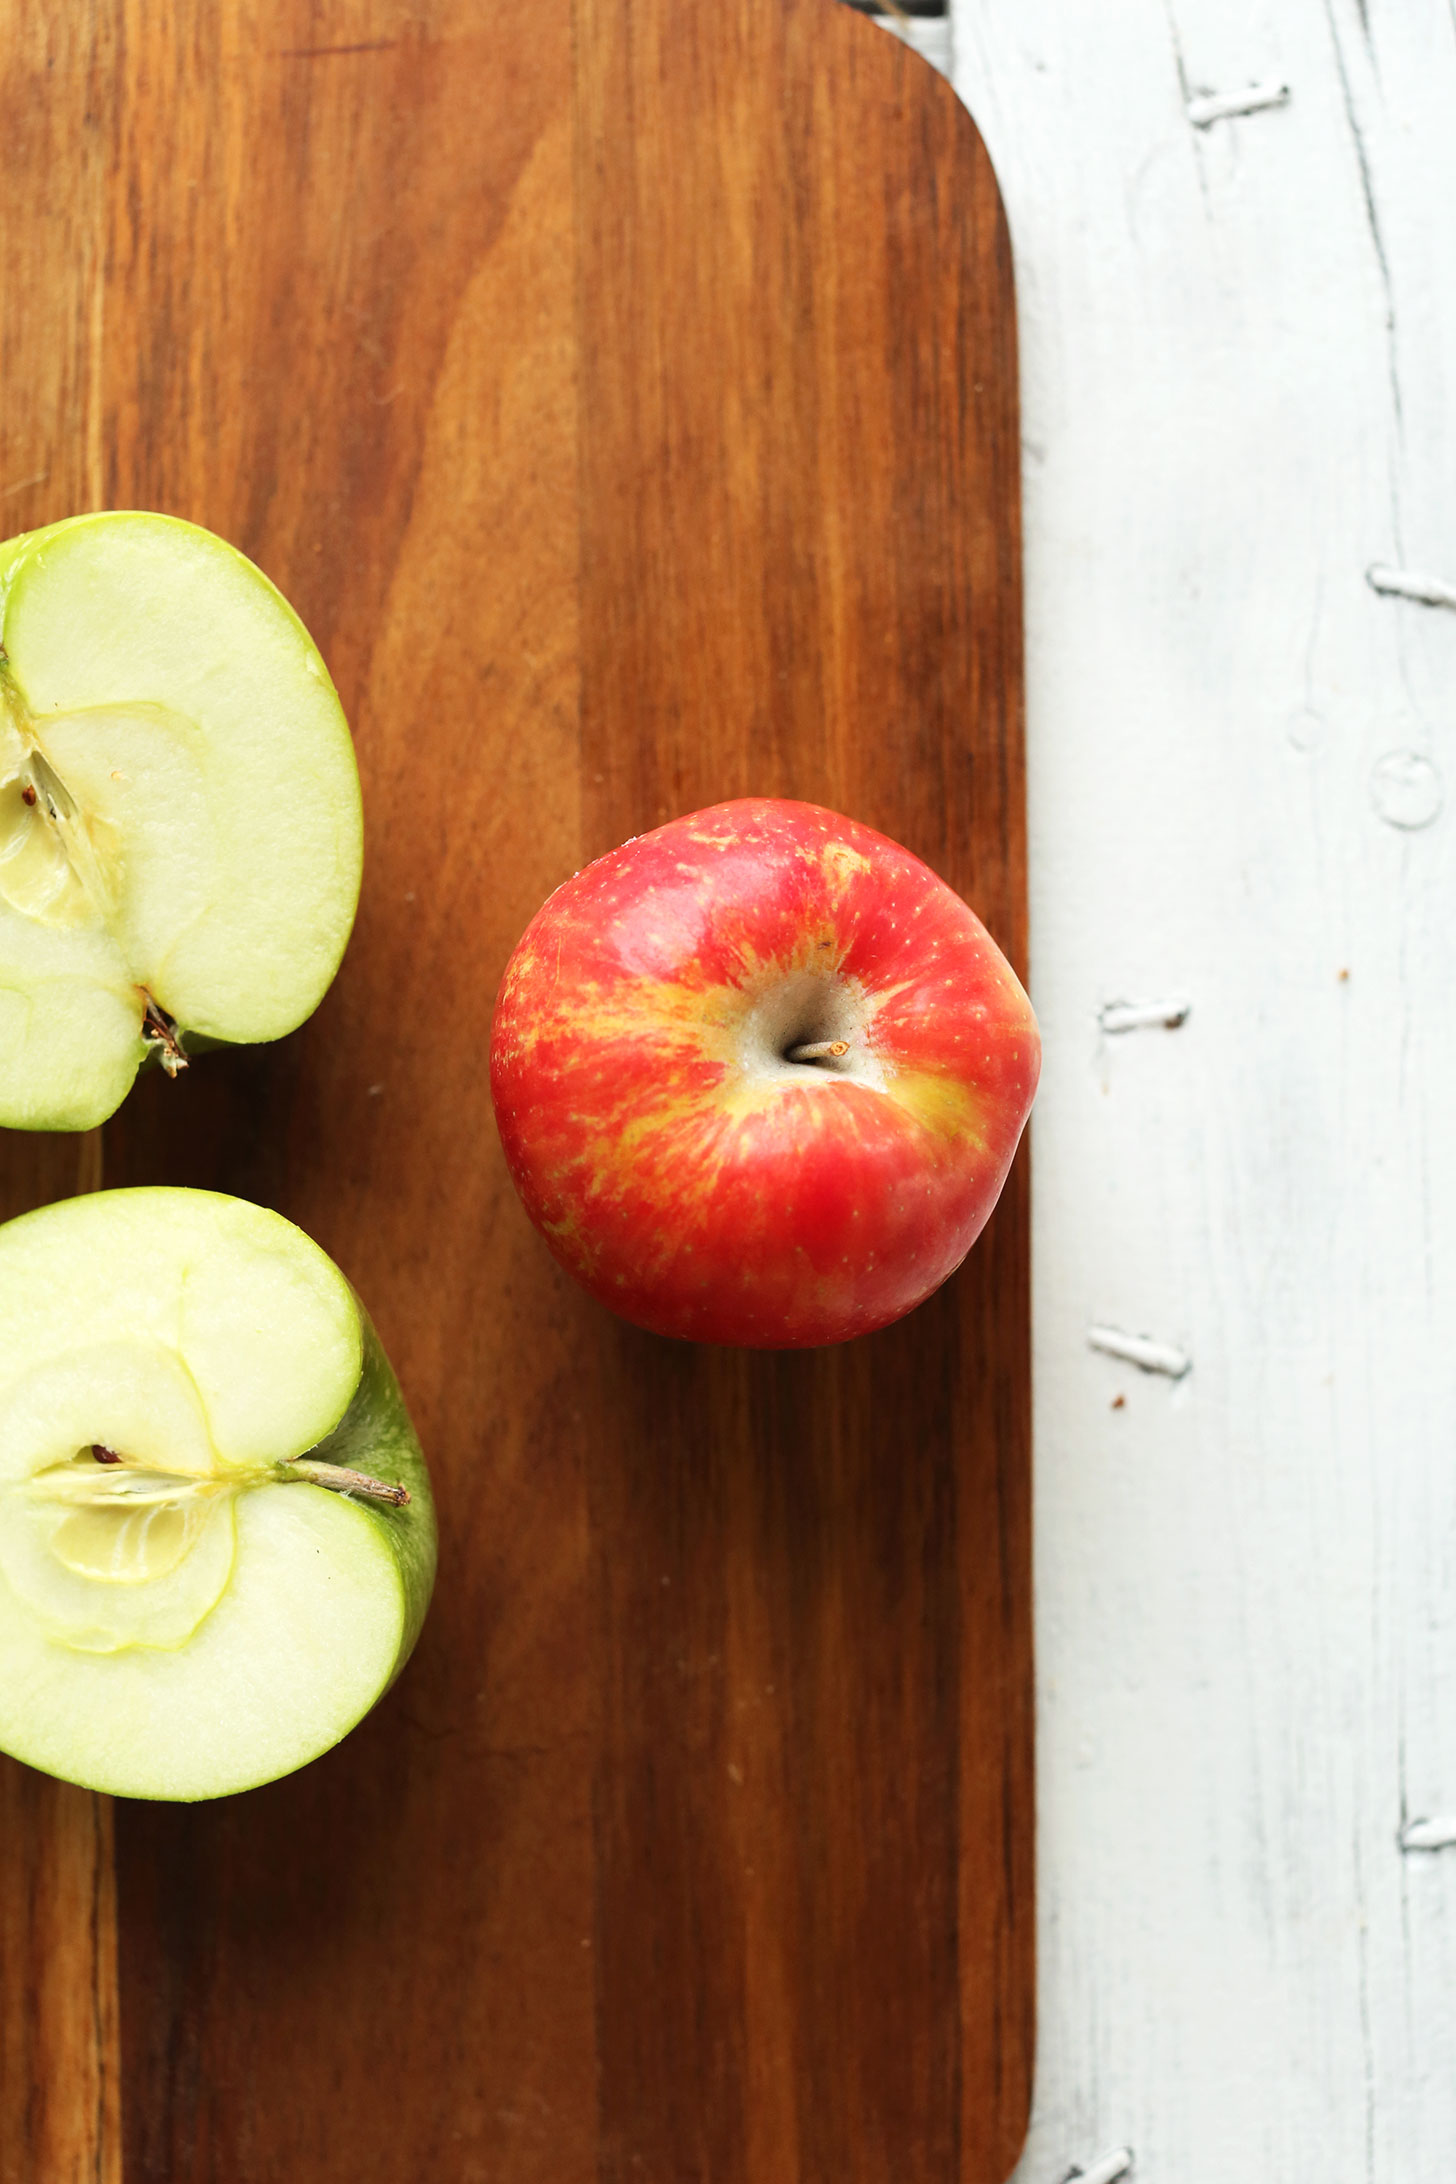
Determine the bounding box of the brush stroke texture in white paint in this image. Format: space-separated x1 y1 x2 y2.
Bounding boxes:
1087 1326 1193 1379
1185 79 1290 126
943 0 1456 2176
1098 997 1192 1034
1399 1815 1456 1854
1069 2152 1134 2184
1366 562 1456 611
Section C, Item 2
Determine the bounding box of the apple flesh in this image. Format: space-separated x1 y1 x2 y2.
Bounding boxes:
0 512 363 1130
490 797 1040 1347
0 1188 434 1801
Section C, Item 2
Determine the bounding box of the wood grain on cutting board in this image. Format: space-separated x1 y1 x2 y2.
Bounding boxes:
0 4 1029 2179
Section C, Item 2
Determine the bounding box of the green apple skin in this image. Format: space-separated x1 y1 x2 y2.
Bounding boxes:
305 1313 437 1674
0 512 363 1132
0 1189 435 1802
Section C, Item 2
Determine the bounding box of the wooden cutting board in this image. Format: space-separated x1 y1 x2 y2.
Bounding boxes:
0 3 1031 2178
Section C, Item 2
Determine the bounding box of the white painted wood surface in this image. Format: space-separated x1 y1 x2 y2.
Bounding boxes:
921 2 1456 2175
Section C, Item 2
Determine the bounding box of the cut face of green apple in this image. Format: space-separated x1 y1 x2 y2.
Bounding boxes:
0 1189 435 1801
0 512 363 1130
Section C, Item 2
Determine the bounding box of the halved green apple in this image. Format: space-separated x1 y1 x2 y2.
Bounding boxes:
0 512 362 1129
0 1188 435 1801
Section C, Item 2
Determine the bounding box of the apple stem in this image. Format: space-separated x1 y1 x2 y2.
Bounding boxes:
141 991 189 1078
786 1038 850 1063
283 1457 411 1507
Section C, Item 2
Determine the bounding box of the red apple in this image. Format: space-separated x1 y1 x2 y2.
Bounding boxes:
489 798 1039 1348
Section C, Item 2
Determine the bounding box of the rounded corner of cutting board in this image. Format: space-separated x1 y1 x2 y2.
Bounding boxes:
803 0 1018 252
